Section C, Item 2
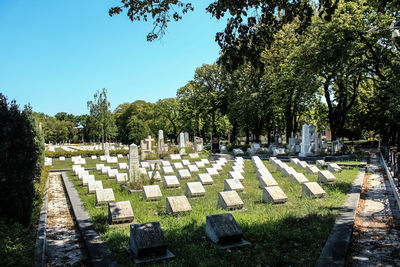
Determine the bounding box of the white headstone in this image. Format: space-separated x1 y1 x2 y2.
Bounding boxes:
166 196 192 215
185 182 205 197
198 173 213 185
143 185 162 201
163 175 180 188
224 179 244 192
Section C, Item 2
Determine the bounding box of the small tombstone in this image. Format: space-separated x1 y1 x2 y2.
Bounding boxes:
82 175 95 186
141 162 150 169
188 164 199 174
200 158 210 165
306 165 319 174
59 156 65 161
96 188 115 205
170 154 181 160
268 157 277 164
195 161 205 169
91 155 97 160
147 171 161 182
218 191 244 210
316 160 326 168
206 168 219 176
262 186 288 204
163 175 180 188
302 182 326 198
327 163 342 172
228 171 244 180
189 153 199 159
107 157 118 164
101 166 111 175
177 169 191 179
173 162 184 170
276 162 287 172
78 170 89 179
185 182 206 197
129 222 174 263
107 169 119 179
289 172 309 184
198 173 213 185
166 196 192 214
143 185 162 201
297 161 308 170
259 175 278 188
162 166 175 175
88 180 103 194
182 159 191 166
100 155 106 161
318 170 336 183
108 200 134 224
72 164 82 171
116 173 128 183
290 158 300 165
117 154 123 158
161 160 171 166
281 166 296 177
205 213 250 248
119 162 128 170
224 179 244 192
211 163 222 171
96 164 104 171
231 166 244 174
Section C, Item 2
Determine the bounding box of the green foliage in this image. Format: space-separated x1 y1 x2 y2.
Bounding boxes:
45 148 128 158
0 94 44 225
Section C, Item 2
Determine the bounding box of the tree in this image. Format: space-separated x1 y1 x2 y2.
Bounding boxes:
87 88 117 143
154 98 182 143
0 94 44 225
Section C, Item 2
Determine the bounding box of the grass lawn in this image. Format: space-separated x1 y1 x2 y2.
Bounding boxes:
54 157 359 266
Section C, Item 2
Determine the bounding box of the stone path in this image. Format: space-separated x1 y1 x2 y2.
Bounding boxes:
46 173 87 266
347 151 400 266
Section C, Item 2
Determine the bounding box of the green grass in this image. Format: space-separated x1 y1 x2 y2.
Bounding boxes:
56 159 359 266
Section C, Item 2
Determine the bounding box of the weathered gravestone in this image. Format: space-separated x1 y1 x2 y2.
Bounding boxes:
173 162 184 170
302 182 326 198
207 167 219 176
224 179 244 192
129 222 174 263
327 163 342 172
96 188 115 205
289 172 309 184
211 134 220 154
306 165 320 174
116 173 128 183
128 144 140 183
259 175 278 188
200 158 210 165
228 171 244 180
161 160 171 166
290 158 300 165
281 166 296 177
162 166 174 175
166 196 192 214
194 136 203 153
105 142 110 157
205 213 250 248
297 161 308 170
211 163 222 171
198 173 213 185
143 185 162 201
262 186 288 204
82 175 95 186
218 191 244 210
231 166 244 174
177 169 191 180
119 162 128 170
316 160 326 168
185 182 206 197
318 170 336 183
182 159 190 166
108 200 134 224
59 156 65 161
195 161 205 169
188 164 199 174
163 175 180 188
88 180 103 194
101 166 111 175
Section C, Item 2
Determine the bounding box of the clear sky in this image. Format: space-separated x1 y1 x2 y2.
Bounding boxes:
0 0 226 116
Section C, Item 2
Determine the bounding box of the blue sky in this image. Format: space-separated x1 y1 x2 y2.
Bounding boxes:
0 0 226 116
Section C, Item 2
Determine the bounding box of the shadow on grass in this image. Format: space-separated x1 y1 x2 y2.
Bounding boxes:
92 213 108 234
325 181 353 194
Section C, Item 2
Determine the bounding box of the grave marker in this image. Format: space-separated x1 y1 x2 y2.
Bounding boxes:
96 188 115 205
262 186 288 204
302 182 326 198
318 170 336 183
177 169 191 179
198 173 213 185
185 182 206 197
218 191 244 210
143 185 162 201
224 179 244 192
163 175 180 188
108 200 134 224
166 196 192 214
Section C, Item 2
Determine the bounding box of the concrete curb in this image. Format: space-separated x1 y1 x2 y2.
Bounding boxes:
34 176 49 267
61 172 117 267
315 169 366 267
379 152 400 213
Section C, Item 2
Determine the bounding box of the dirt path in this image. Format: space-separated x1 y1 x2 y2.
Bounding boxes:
347 151 400 266
46 173 87 266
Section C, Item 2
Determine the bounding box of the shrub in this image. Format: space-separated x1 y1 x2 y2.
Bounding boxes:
0 94 44 225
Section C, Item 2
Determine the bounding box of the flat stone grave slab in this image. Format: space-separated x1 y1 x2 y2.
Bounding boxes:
289 172 309 184
302 182 326 198
72 164 82 171
82 174 95 186
262 186 288 204
59 156 65 161
185 182 206 197
195 161 205 169
201 158 210 165
231 166 244 174
316 160 326 167
117 154 123 158
318 170 336 183
188 164 199 173
161 160 171 166
143 185 162 201
228 171 244 180
101 166 111 175
100 155 106 161
219 158 228 164
107 169 119 179
148 171 161 182
206 213 250 248
163 175 180 188
129 222 174 263
259 175 278 188
218 191 244 210
216 160 226 166
182 159 191 166
166 196 192 214
74 167 84 176
306 165 320 174
281 166 296 177
178 169 191 179
206 167 219 176
75 158 86 165
119 162 128 170
96 164 104 171
141 162 150 169
276 162 287 171
173 162 184 170
88 180 103 194
255 168 270 180
108 200 134 224
297 161 308 169
170 154 181 160
96 188 115 205
224 179 244 192
189 153 199 159
116 173 128 183
268 157 277 164
162 166 174 175
107 157 118 164
290 158 300 165
77 170 89 179
211 164 223 171
327 163 342 172
198 173 213 185
91 155 97 159
233 160 244 167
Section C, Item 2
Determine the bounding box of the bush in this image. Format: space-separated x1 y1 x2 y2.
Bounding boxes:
0 94 44 225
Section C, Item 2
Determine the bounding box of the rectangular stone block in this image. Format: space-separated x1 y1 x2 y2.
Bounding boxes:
290 158 300 165
148 171 161 182
177 169 191 179
100 155 106 161
268 157 277 164
289 172 309 184
107 169 119 179
88 180 103 194
182 159 191 166
173 162 184 170
91 155 97 160
166 196 192 214
101 166 111 175
306 165 320 174
198 173 213 185
77 170 89 179
161 160 171 166
231 166 244 174
316 160 326 168
318 170 336 183
228 171 244 180
189 153 199 159
162 166 174 175
259 175 278 188
108 200 134 224
129 222 168 259
72 164 82 171
185 182 205 197
262 186 288 204
195 161 205 169
200 158 210 165
116 173 128 183
141 161 150 169
163 175 180 188
118 162 127 170
224 179 244 192
188 164 199 173
206 213 243 245
297 161 308 170
218 191 244 210
211 163 222 171
143 185 162 201
106 157 118 164
96 188 115 205
82 174 95 186
302 182 326 198
59 156 65 161
281 166 296 177
327 163 342 172
170 154 181 160
206 168 219 176
96 164 104 171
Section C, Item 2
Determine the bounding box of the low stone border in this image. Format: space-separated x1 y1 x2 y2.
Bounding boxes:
34 177 49 267
61 172 117 267
379 152 400 212
315 169 366 267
